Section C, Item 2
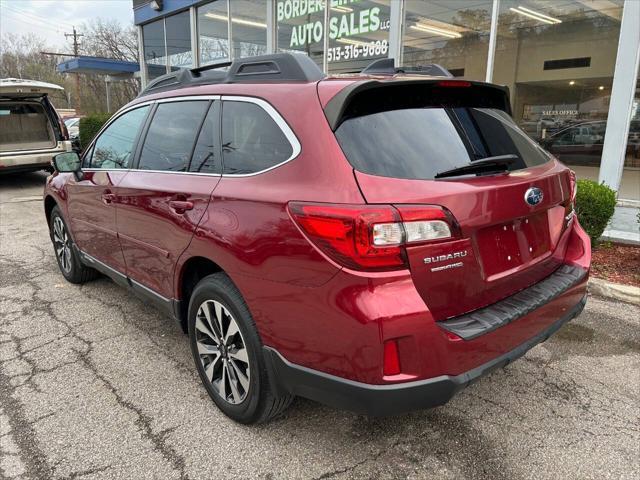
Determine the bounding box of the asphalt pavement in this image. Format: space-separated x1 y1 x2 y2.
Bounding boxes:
1 171 639 480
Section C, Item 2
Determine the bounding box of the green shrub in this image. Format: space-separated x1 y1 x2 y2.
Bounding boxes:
574 179 617 244
79 113 112 149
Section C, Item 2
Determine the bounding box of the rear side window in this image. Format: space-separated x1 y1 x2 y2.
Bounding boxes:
189 101 221 174
335 107 550 180
139 101 209 172
221 101 293 175
90 106 149 169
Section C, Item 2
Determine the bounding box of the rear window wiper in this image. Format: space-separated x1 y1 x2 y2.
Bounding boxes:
434 154 519 179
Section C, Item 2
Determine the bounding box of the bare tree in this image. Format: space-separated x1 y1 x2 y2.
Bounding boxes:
1 19 140 114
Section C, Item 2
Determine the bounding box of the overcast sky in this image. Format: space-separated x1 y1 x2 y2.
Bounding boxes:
1 0 134 50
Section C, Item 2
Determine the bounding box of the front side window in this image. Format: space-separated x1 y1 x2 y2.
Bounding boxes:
90 106 150 169
221 101 293 175
138 101 210 172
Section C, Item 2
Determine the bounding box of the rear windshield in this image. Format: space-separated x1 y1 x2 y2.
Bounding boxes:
334 107 551 180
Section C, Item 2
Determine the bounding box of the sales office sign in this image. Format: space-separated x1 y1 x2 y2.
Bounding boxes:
277 0 389 55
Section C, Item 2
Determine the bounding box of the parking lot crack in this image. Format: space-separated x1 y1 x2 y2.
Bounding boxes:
74 347 190 480
0 369 54 479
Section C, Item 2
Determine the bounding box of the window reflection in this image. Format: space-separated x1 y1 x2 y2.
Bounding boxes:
276 0 325 67
166 11 192 70
494 0 623 169
402 0 492 80
327 0 391 74
198 0 231 65
231 0 268 59
142 20 167 80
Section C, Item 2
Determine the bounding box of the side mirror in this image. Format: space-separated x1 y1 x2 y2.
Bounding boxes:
52 152 81 173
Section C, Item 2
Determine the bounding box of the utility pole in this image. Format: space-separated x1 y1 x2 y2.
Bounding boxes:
65 27 84 114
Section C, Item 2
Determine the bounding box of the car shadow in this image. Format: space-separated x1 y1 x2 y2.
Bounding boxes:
0 170 49 190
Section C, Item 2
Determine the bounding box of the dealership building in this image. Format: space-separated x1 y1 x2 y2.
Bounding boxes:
132 0 639 201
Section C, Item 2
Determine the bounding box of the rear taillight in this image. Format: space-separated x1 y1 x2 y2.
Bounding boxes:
58 118 69 141
288 202 459 272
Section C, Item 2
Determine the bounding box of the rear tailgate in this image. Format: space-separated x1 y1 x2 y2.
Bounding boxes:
355 163 572 320
327 78 574 320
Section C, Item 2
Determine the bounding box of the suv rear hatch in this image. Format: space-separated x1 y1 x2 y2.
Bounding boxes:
0 78 65 153
325 79 574 320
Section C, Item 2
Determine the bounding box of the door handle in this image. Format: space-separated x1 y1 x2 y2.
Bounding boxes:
168 200 194 214
101 192 116 205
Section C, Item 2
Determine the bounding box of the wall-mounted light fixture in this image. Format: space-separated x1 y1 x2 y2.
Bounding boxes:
150 0 163 11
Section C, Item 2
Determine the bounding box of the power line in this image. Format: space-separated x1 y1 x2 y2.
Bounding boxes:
0 8 66 35
1 2 74 31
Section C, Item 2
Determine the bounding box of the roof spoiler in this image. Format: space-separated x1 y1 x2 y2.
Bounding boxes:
138 53 325 98
324 79 512 131
360 58 454 78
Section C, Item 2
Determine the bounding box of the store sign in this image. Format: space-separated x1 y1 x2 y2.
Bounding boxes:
541 110 579 116
277 0 387 48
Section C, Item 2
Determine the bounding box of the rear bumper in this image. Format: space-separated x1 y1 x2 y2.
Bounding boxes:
265 294 586 416
0 142 71 173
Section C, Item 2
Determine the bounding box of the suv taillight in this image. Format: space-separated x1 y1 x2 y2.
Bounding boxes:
58 117 69 141
288 202 460 272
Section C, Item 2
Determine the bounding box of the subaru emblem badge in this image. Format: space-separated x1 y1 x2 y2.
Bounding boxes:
524 187 543 206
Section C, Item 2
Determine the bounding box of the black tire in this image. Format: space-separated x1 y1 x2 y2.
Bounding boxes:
49 206 98 284
188 273 293 424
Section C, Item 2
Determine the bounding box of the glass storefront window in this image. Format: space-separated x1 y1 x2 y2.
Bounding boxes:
166 11 192 70
142 19 167 80
231 0 268 59
327 0 390 74
198 0 231 65
493 0 623 170
276 0 325 68
629 77 640 169
402 0 492 80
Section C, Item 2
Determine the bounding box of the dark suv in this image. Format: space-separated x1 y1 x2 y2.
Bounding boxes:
44 54 590 423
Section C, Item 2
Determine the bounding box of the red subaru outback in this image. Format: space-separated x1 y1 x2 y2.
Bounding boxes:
44 54 590 423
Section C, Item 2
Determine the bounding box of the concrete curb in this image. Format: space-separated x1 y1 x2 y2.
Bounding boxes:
588 277 640 305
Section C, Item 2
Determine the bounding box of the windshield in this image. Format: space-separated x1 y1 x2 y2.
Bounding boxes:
334 107 551 180
64 118 78 127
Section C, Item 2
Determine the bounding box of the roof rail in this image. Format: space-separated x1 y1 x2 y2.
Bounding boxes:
138 53 325 98
361 58 453 78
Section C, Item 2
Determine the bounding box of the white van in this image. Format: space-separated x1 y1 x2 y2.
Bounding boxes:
0 78 72 174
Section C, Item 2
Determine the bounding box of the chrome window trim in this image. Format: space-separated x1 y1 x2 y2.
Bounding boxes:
82 168 221 178
83 94 300 177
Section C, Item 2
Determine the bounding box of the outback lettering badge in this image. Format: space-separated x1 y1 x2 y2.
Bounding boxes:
423 250 468 264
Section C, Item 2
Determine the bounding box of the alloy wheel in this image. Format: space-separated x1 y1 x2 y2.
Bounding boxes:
195 299 250 404
53 216 72 273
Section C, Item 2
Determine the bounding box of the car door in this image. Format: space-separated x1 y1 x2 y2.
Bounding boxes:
66 105 150 274
116 99 221 300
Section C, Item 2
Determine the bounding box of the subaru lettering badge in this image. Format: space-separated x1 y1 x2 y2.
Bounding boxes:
524 187 544 206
